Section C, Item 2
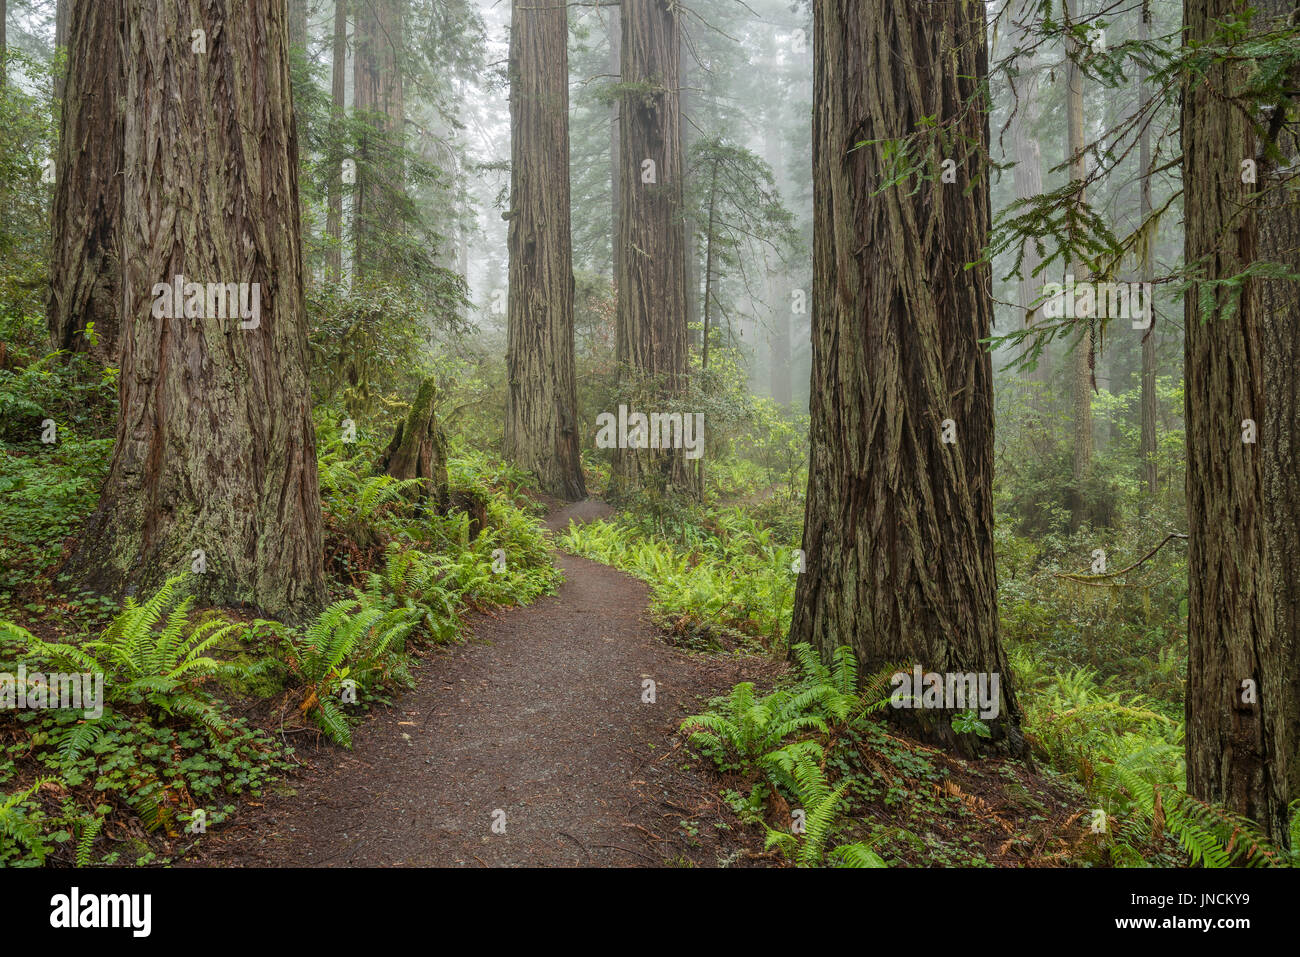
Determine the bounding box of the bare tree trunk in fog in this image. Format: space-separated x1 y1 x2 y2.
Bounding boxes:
289 0 308 50
609 4 621 285
325 0 346 279
354 0 404 278
1066 0 1094 531
1008 0 1045 384
681 28 699 351
504 0 586 501
764 102 792 406
613 0 692 496
1138 0 1159 504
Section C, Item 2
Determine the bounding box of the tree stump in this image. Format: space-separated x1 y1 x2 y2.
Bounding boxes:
380 377 450 512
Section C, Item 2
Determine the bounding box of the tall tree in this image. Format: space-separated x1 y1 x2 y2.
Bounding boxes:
1 0 7 88
608 3 620 285
47 0 123 362
504 0 586 501
680 27 700 351
54 0 68 101
763 72 792 408
790 0 1021 751
325 0 347 279
1066 0 1094 530
70 0 325 620
353 0 404 277
1137 0 1158 502
290 0 308 50
1256 0 1300 817
1182 0 1290 846
1007 0 1046 382
613 0 691 495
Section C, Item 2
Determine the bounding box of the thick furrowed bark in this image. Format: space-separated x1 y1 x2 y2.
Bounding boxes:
613 0 692 496
791 0 1021 752
69 0 325 621
47 0 124 363
1182 0 1289 847
504 0 585 501
1256 0 1300 833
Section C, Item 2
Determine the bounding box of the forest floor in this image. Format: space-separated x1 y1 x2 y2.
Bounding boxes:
179 499 1096 868
186 501 782 867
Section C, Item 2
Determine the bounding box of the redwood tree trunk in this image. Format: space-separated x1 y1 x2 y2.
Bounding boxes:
614 0 691 495
764 112 792 406
353 0 404 278
609 4 620 284
1008 0 1046 383
289 0 307 50
70 0 325 620
1256 0 1300 823
1138 0 1158 502
504 0 586 501
54 0 69 101
1066 0 1094 531
1182 0 1290 847
47 0 123 363
325 0 346 279
791 0 1021 752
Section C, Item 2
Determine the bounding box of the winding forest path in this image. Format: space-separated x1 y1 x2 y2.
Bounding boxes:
192 501 764 867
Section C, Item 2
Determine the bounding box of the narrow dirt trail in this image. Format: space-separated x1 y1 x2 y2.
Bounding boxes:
193 501 762 867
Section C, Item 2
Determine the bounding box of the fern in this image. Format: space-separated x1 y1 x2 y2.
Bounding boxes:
763 755 885 867
75 812 104 866
8 577 241 749
281 596 415 747
0 779 51 865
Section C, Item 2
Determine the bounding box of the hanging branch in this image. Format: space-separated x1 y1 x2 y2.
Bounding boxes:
1055 533 1189 585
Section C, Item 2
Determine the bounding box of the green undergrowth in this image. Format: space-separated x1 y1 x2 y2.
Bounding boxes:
680 644 892 867
0 344 117 616
678 643 1099 868
559 505 798 651
0 437 562 865
0 579 288 866
1011 650 1296 867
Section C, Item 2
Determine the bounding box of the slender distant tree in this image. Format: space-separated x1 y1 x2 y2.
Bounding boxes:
1137 0 1159 503
1 0 7 88
326 0 347 279
54 0 68 101
608 4 621 286
70 0 325 620
47 0 123 362
1065 0 1094 531
791 0 1022 751
504 0 586 500
1007 0 1046 382
763 107 792 408
614 0 691 496
354 0 404 277
1182 0 1290 847
290 0 308 50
